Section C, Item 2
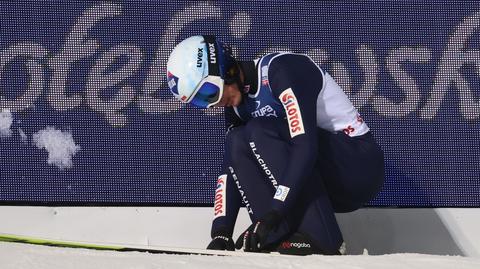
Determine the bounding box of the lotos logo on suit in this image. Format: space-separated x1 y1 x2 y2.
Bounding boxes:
280 88 305 138
214 174 227 219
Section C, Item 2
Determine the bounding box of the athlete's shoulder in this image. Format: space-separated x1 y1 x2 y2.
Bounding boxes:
266 53 324 80
268 53 318 68
265 53 324 92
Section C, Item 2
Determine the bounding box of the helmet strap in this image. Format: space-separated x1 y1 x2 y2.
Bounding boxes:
203 35 221 77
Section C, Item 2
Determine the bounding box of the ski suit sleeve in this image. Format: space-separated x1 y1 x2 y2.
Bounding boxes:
268 54 323 215
210 162 242 237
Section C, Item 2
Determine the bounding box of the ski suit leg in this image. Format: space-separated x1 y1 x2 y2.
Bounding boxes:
224 124 278 221
315 129 385 213
293 130 384 253
241 118 344 253
226 117 385 254
226 117 343 252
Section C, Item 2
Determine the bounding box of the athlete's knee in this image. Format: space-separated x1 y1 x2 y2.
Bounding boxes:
245 117 269 131
244 117 281 142
225 127 249 159
349 153 385 207
330 175 384 213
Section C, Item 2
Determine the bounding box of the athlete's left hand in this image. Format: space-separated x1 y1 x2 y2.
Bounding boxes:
235 210 283 252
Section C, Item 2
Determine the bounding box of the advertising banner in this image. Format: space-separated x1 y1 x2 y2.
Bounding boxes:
0 1 478 206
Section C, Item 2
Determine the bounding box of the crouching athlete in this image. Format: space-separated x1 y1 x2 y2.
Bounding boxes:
166 35 385 255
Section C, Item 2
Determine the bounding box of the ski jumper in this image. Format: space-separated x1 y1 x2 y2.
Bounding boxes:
212 53 384 254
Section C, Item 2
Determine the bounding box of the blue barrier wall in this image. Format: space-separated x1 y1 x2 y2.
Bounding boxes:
0 1 478 206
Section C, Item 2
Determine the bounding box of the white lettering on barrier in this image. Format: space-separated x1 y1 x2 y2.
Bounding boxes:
0 43 48 111
0 2 478 126
421 10 480 120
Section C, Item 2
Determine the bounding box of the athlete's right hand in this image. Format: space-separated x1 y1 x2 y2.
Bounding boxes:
234 210 282 252
206 230 235 251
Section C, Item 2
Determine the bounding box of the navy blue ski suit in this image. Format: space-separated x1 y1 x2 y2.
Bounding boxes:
211 52 384 254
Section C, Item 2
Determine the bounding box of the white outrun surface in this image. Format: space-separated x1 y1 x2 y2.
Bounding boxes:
1 242 480 269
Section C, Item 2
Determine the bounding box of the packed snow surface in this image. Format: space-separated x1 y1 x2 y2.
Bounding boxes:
1 242 480 269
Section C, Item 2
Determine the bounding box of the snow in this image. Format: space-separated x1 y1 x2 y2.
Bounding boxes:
18 128 28 143
32 127 81 169
1 242 480 269
0 111 79 167
0 109 13 138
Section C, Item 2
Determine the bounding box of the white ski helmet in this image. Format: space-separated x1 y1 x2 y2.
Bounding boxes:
166 35 238 108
